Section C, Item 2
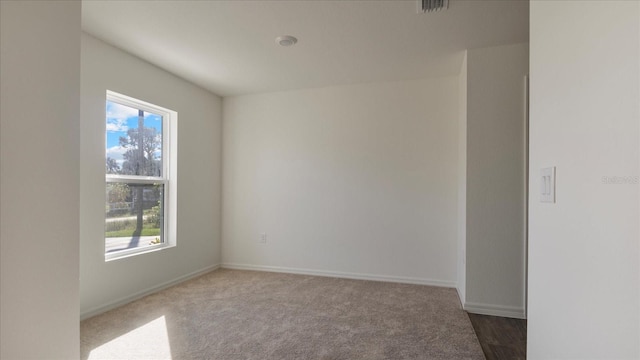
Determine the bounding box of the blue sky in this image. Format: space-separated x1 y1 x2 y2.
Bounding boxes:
106 101 162 166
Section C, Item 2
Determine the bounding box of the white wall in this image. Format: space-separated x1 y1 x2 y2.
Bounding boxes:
529 1 639 358
463 43 529 319
457 51 468 304
80 34 223 317
223 78 459 285
0 1 81 358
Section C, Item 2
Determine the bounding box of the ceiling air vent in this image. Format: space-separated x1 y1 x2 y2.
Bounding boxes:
418 0 449 13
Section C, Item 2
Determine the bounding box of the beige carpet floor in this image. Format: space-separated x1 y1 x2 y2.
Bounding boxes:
81 269 484 359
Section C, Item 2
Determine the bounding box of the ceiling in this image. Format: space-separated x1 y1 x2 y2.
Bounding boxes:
82 0 529 97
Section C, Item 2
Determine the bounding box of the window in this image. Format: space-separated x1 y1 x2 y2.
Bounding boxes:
105 91 177 260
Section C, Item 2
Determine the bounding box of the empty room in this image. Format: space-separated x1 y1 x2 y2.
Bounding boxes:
1 1 638 360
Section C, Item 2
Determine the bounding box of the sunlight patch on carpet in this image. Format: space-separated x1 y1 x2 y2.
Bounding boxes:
87 315 172 360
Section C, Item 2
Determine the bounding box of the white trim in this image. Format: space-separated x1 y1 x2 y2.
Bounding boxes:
464 301 526 319
80 264 220 320
104 241 175 263
221 263 456 288
106 90 171 119
523 74 530 320
105 175 164 183
455 286 465 308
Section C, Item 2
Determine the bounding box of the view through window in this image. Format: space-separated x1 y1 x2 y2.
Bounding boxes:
105 91 175 259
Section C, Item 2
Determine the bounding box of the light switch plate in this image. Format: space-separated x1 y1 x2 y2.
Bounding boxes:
540 167 556 203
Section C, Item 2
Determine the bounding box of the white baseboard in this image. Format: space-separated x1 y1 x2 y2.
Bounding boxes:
455 286 465 308
221 263 456 288
464 301 526 319
80 263 221 320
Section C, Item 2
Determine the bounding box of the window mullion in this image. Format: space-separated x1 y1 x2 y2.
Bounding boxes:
106 176 164 185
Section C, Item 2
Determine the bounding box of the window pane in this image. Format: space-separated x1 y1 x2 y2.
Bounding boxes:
106 100 163 177
105 182 164 254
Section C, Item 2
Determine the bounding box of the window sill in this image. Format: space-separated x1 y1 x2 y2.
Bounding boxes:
105 243 176 262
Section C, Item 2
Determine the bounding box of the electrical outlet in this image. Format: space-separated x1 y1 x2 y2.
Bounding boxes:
540 167 556 203
259 233 267 244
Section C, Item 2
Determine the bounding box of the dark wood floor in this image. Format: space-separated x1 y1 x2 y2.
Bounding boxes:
467 313 527 360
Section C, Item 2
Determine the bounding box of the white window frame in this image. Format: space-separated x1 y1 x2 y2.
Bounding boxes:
105 90 178 261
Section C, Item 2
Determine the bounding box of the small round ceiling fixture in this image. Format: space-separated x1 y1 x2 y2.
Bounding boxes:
276 35 298 47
